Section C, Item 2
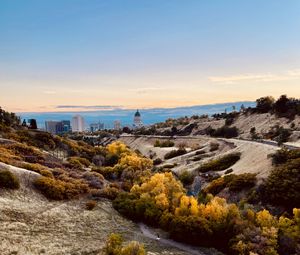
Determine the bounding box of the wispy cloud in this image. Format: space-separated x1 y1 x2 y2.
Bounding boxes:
56 105 122 110
209 69 300 84
129 87 167 94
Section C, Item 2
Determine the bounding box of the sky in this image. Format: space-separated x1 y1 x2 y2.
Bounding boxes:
1 0 300 113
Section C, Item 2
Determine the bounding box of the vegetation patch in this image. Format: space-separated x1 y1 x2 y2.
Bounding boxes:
197 152 241 173
204 173 256 195
154 139 175 147
206 125 239 138
178 170 195 186
104 233 146 255
209 142 220 152
264 154 300 209
164 148 187 159
85 200 97 210
0 168 20 189
33 176 89 200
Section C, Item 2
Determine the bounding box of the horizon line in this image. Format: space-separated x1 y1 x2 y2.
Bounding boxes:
15 100 255 114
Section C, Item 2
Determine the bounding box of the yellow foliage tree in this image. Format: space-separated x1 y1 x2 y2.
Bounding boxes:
107 141 130 156
131 172 185 211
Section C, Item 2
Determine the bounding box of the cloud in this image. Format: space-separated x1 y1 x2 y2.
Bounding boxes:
129 87 167 94
56 105 122 110
209 69 300 84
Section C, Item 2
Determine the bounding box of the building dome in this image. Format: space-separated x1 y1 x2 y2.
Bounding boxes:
134 110 141 117
133 110 143 128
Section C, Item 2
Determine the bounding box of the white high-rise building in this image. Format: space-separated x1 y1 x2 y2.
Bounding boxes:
114 120 121 130
72 115 85 132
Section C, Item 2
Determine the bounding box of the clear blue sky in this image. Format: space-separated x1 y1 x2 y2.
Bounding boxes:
1 0 300 112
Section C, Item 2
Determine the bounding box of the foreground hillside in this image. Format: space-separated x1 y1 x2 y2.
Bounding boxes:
0 162 219 255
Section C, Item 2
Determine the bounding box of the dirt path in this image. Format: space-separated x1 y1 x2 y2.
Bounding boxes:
139 223 209 255
98 204 218 255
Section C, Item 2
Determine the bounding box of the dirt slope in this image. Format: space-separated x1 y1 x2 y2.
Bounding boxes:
0 163 219 255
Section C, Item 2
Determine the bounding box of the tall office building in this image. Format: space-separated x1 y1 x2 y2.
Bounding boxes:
114 120 121 130
90 122 104 132
45 120 71 135
72 115 85 132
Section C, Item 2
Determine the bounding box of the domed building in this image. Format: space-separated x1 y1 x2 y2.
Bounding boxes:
133 110 143 128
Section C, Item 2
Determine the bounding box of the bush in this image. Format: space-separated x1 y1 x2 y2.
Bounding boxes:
34 176 89 200
204 177 227 195
208 126 239 138
271 149 300 166
20 163 53 178
153 158 163 165
82 172 104 189
154 140 175 147
6 143 45 163
164 148 187 160
195 150 206 155
209 142 219 152
0 169 20 189
264 157 300 209
95 186 120 200
227 173 257 192
197 153 241 173
224 168 233 174
104 233 146 255
85 200 97 210
66 157 91 170
178 170 195 186
204 173 256 195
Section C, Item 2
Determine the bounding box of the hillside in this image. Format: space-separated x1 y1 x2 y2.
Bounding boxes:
132 95 300 146
0 105 299 255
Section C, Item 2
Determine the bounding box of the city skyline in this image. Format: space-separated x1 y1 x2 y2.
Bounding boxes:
1 1 300 112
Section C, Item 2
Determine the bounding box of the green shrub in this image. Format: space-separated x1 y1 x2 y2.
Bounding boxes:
164 148 187 160
208 126 239 138
104 233 146 255
224 168 233 174
178 170 195 186
197 153 241 173
92 166 121 179
154 140 175 147
271 149 300 165
0 169 20 189
195 150 206 155
227 173 257 191
66 157 84 170
204 173 256 195
204 177 227 195
264 157 300 209
153 158 163 165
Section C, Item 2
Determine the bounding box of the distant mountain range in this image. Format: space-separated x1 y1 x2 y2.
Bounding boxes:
19 101 255 129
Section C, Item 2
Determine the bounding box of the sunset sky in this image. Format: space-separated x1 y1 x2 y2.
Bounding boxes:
1 0 300 112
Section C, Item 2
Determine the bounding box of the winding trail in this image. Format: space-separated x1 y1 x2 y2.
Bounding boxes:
139 223 207 255
98 204 212 255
